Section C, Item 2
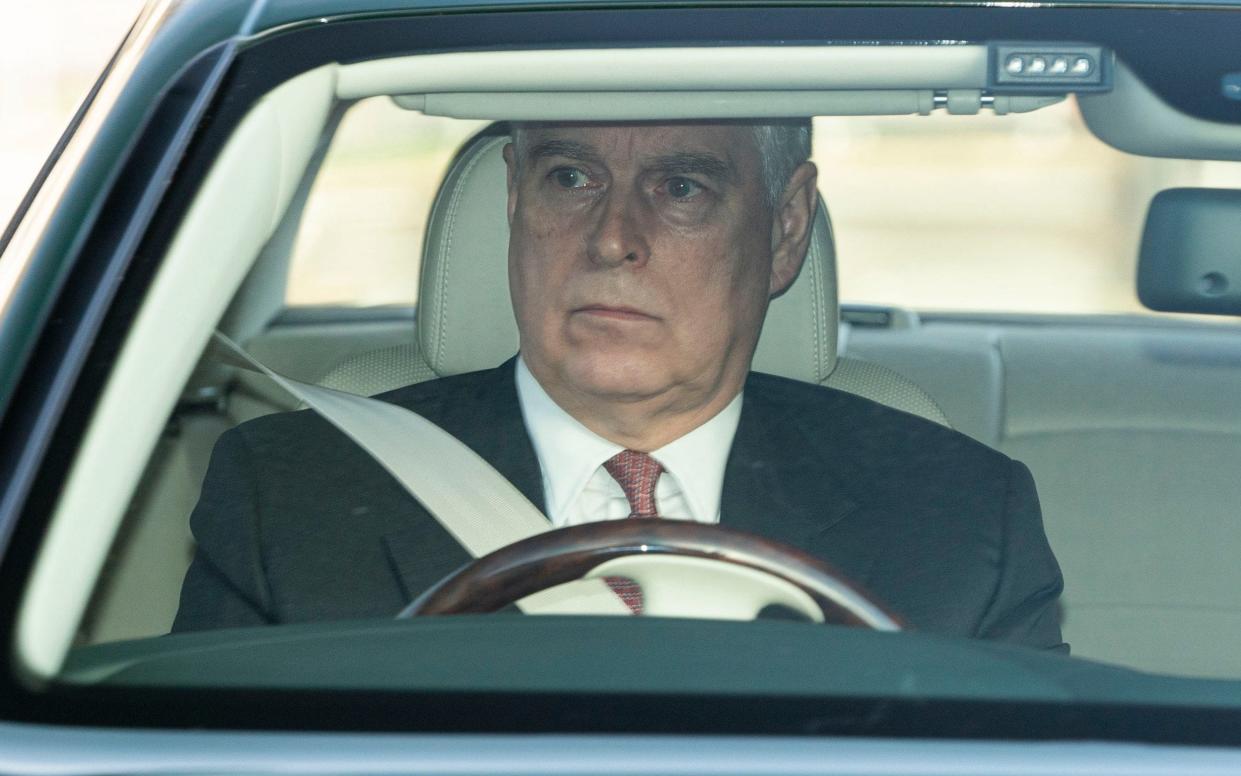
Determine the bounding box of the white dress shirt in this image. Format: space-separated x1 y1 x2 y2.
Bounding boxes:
515 357 742 527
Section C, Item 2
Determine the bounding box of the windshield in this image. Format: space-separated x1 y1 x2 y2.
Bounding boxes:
11 2 1241 743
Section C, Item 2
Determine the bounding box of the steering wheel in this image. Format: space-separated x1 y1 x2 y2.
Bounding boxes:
399 520 903 629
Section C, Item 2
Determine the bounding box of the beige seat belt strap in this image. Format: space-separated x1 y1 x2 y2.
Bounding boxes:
210 332 629 616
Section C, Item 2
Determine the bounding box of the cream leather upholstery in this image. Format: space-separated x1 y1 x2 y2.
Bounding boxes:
323 130 947 426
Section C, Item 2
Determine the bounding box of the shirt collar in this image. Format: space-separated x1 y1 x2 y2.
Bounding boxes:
515 357 743 524
651 390 742 524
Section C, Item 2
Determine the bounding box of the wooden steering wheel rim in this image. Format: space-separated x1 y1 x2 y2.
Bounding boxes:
399 520 904 629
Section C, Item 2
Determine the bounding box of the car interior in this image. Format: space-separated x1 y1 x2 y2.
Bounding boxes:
15 41 1241 685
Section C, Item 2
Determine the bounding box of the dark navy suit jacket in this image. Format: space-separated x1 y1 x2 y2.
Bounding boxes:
173 360 1066 651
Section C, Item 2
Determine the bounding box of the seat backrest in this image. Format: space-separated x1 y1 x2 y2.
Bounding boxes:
324 129 947 426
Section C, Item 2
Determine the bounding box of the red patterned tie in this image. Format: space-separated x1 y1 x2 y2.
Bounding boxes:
601 450 664 613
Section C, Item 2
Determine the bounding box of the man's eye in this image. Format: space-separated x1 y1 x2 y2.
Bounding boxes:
552 167 589 189
665 177 704 199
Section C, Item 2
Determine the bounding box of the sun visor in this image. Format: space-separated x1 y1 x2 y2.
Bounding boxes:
1138 188 1241 315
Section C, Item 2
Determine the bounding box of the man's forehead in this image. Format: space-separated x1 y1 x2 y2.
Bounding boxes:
515 121 758 164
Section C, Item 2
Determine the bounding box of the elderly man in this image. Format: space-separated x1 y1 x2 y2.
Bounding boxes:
174 120 1065 652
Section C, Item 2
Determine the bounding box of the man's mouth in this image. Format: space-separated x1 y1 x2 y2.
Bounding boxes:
573 305 660 322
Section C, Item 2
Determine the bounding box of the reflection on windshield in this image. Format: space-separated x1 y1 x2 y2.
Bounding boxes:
73 103 1241 700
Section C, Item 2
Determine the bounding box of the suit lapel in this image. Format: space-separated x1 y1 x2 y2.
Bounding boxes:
720 388 861 555
439 360 547 514
381 359 548 601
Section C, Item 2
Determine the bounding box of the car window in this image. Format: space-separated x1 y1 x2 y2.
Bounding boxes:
12 9 1241 750
67 87 1240 673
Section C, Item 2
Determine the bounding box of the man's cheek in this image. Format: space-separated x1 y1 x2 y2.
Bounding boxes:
519 212 574 248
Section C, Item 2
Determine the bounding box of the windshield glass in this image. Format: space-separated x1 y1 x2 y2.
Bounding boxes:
21 6 1241 735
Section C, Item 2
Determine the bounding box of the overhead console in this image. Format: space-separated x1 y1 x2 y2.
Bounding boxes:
328 43 1102 119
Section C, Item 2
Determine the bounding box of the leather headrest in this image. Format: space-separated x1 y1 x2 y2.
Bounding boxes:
417 132 838 383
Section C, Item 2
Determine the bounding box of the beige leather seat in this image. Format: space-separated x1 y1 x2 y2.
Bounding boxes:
323 129 947 426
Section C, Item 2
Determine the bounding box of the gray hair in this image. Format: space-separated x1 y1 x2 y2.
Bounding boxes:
751 119 813 210
509 119 812 211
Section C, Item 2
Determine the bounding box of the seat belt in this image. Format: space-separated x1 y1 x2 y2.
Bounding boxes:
210 332 630 616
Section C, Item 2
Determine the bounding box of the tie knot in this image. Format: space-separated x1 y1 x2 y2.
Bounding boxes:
603 450 664 518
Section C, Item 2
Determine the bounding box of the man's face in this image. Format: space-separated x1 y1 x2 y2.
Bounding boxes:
505 122 814 420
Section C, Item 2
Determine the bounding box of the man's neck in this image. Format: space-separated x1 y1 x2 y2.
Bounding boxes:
521 357 747 452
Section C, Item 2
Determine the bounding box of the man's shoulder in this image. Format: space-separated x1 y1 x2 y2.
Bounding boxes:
744 368 944 424
743 369 1003 465
373 361 514 412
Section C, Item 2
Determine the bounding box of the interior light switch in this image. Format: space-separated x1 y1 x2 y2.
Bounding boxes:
989 42 1112 93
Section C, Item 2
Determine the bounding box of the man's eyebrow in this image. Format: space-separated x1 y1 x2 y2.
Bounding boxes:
524 140 602 165
644 152 736 183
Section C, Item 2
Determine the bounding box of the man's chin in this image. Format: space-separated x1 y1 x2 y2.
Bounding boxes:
559 357 674 404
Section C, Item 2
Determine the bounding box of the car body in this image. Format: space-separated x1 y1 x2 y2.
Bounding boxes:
4 0 1241 772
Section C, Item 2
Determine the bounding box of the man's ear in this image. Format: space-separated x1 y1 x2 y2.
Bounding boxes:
502 142 519 225
768 160 819 297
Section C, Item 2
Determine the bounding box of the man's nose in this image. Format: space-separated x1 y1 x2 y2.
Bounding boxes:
586 190 651 268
